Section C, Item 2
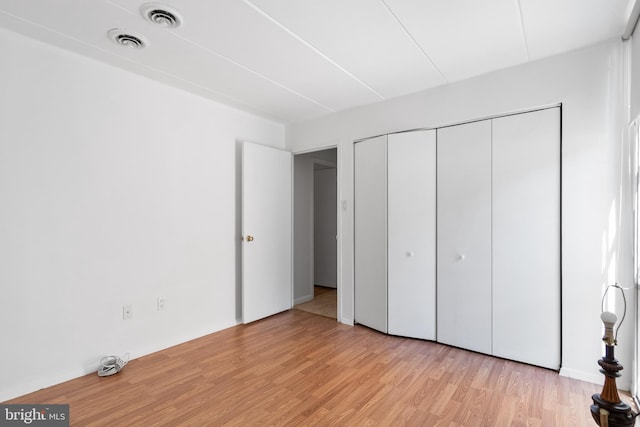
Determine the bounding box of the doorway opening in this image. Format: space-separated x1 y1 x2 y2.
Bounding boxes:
293 148 338 320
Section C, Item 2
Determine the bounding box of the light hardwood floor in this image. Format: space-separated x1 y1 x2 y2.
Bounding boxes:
5 310 617 426
294 286 337 319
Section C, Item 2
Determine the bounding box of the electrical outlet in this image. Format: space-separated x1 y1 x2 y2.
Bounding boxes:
157 297 166 311
123 305 133 320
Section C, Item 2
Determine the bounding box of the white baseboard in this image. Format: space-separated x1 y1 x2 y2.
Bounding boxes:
340 317 354 326
315 283 337 289
0 367 88 403
560 366 632 392
0 320 240 402
560 367 603 386
294 294 313 305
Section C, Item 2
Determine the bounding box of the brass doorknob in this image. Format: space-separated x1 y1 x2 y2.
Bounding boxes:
246 235 254 242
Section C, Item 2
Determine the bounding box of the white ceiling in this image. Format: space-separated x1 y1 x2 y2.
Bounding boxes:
0 0 634 124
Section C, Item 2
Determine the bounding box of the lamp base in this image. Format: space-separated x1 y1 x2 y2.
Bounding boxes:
590 394 636 426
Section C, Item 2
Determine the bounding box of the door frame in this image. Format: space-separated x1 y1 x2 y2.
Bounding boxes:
293 145 341 321
631 118 639 403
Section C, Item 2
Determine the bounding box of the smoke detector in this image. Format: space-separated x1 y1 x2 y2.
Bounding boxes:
141 3 183 28
108 29 149 49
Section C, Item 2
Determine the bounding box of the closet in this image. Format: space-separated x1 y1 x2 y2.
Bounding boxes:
491 109 560 369
354 130 437 339
354 107 560 370
437 120 493 355
354 135 388 333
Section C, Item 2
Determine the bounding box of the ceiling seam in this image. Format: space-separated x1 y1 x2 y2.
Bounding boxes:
103 0 137 17
514 0 531 61
169 31 336 113
104 0 335 114
378 0 448 84
241 0 385 100
102 0 333 117
0 9 287 121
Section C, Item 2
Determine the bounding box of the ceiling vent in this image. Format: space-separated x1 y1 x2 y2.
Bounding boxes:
108 29 149 49
141 3 183 28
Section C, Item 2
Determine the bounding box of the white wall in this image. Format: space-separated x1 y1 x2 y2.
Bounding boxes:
314 167 337 287
293 155 314 304
0 27 285 401
287 38 634 388
632 34 640 121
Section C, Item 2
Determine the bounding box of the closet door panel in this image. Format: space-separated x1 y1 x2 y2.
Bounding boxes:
492 108 561 369
437 121 493 354
388 130 436 340
354 136 388 333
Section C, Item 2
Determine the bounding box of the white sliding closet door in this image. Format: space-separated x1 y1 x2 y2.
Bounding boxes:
492 108 561 369
437 121 493 354
354 136 387 333
388 131 436 340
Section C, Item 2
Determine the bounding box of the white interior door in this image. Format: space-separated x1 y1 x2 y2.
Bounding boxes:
388 130 436 340
242 142 292 324
492 108 561 369
437 120 493 354
354 136 388 333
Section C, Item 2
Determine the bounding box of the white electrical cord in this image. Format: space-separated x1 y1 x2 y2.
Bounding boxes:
97 353 130 377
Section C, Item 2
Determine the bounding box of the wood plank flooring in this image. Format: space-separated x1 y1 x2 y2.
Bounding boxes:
4 310 616 426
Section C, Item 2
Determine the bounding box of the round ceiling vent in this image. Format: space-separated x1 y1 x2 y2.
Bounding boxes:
108 29 149 49
141 3 183 28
